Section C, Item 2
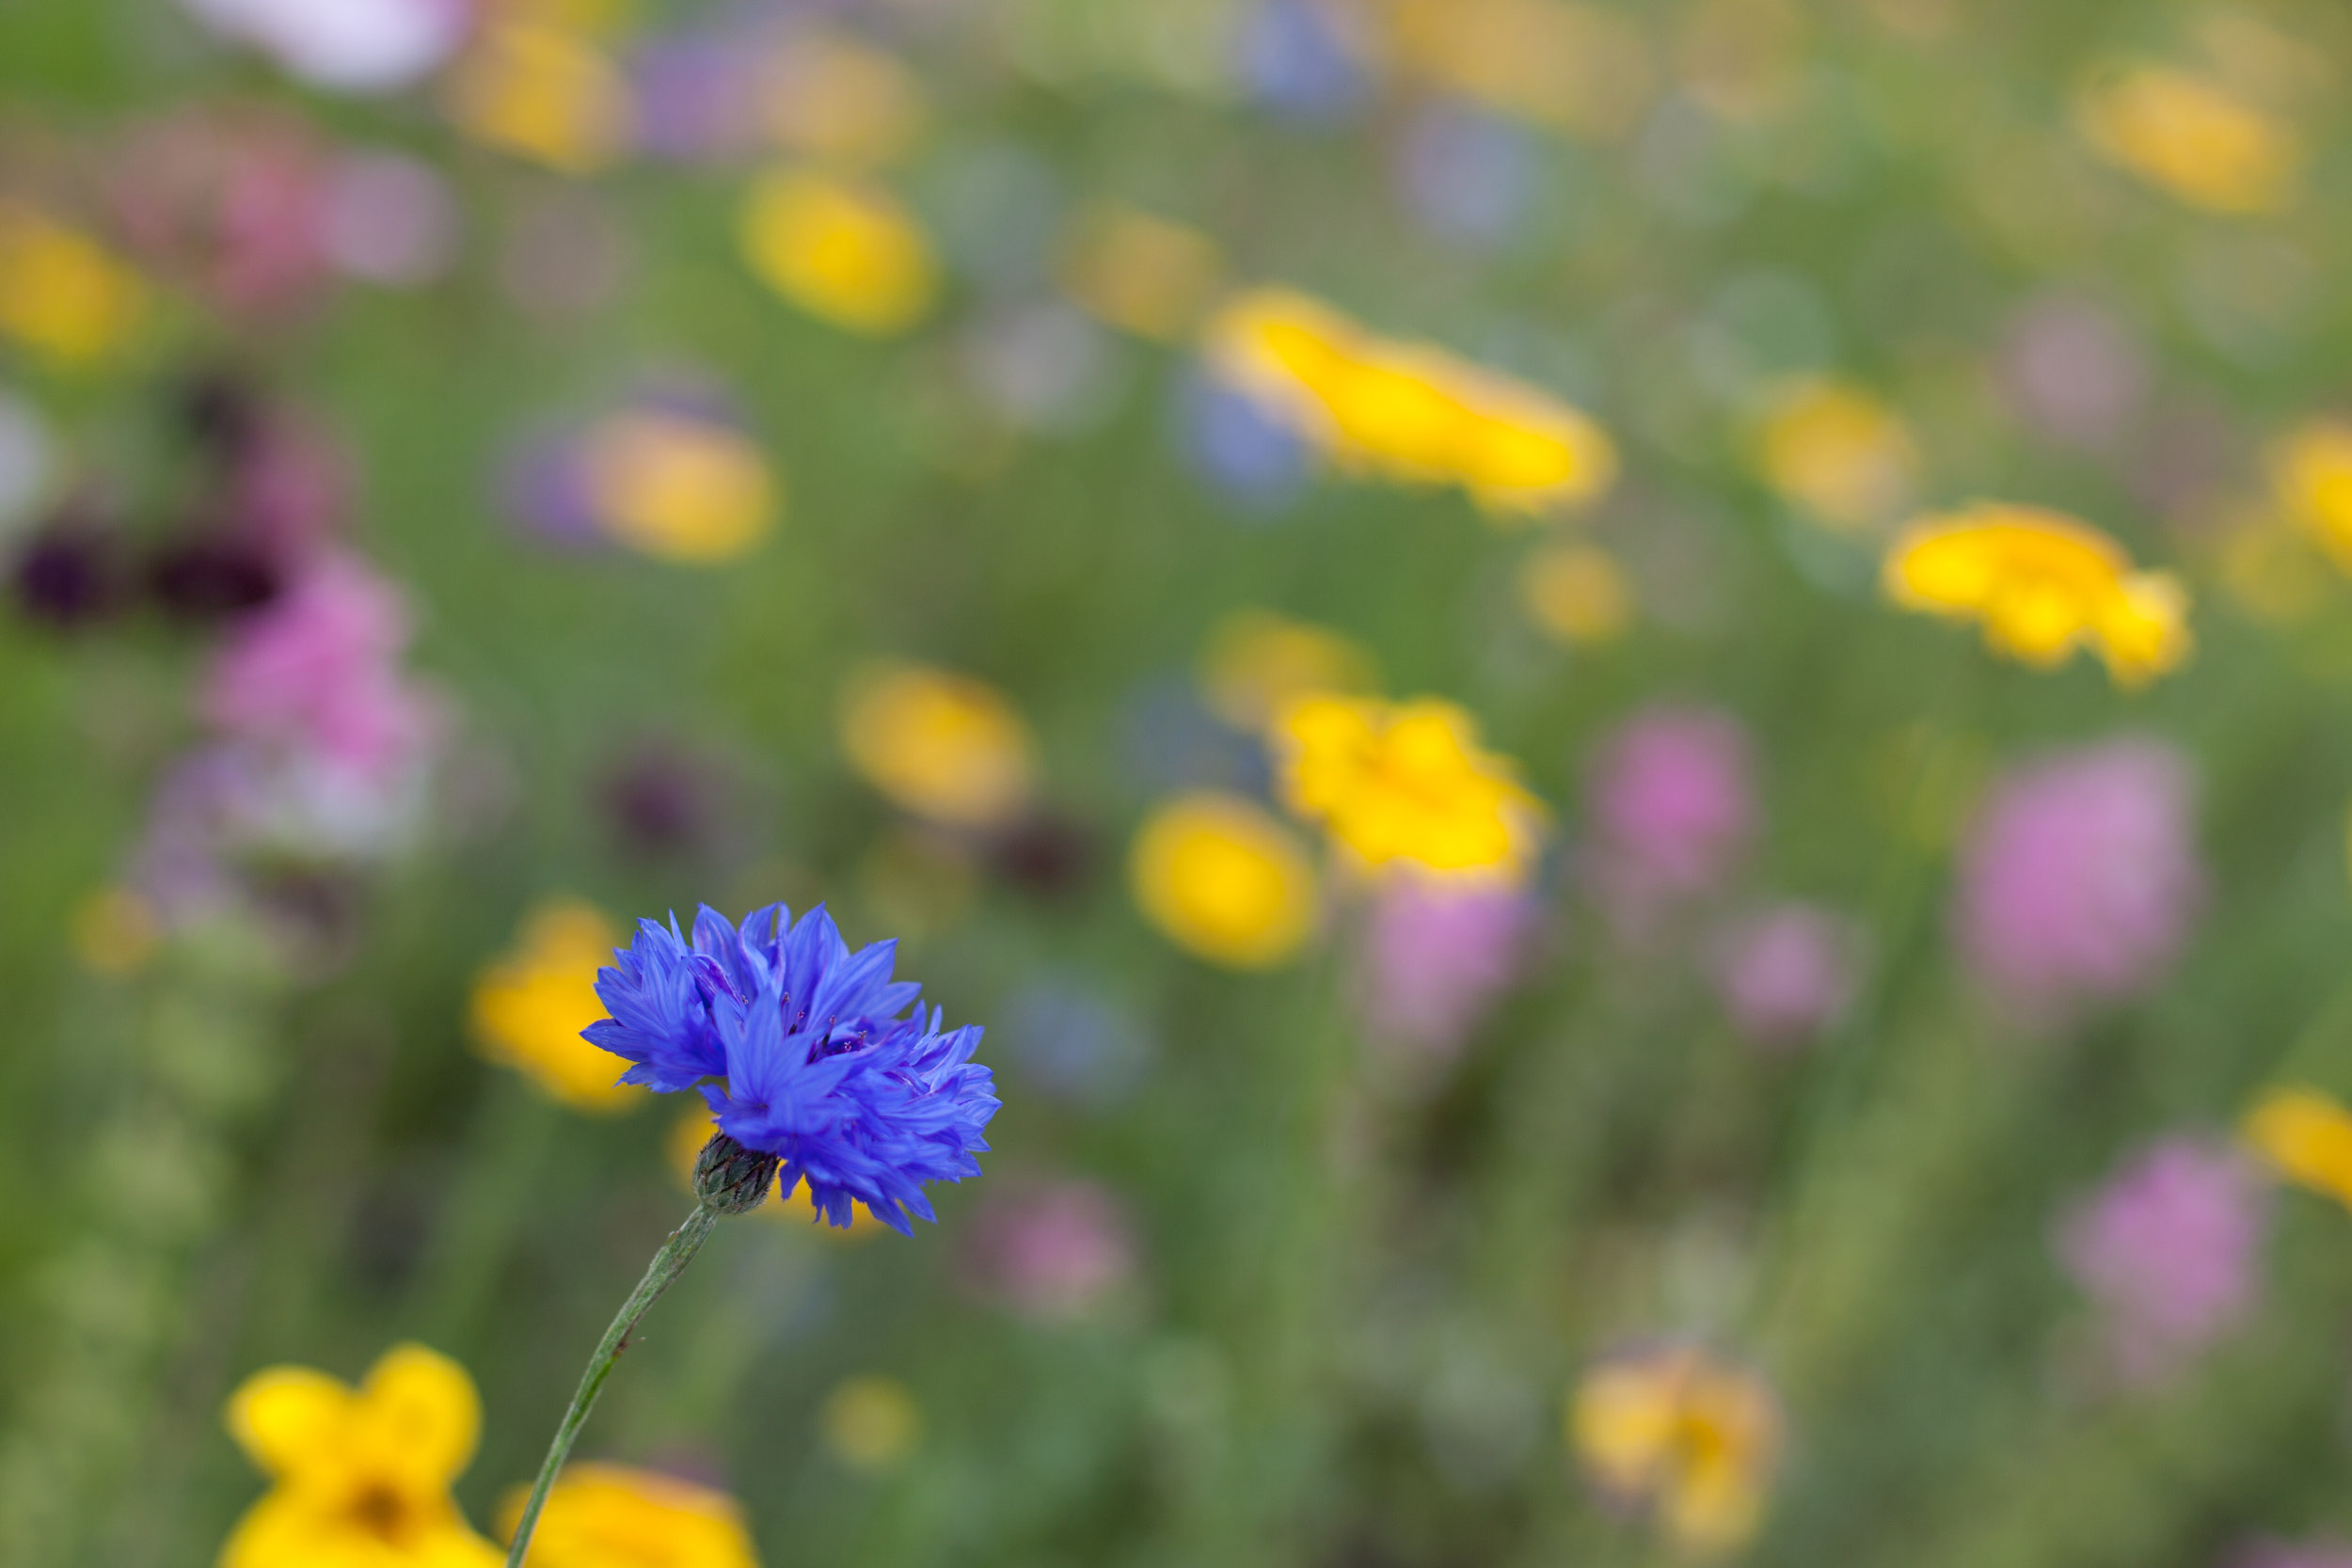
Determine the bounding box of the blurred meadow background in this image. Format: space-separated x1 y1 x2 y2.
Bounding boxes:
9 0 2352 1564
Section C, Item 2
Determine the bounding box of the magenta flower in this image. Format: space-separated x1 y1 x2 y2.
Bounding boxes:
1355 877 1535 1058
2056 1137 2265 1386
1585 706 1756 939
959 1179 1136 1322
1712 903 1855 1050
1957 740 2202 1018
201 552 440 784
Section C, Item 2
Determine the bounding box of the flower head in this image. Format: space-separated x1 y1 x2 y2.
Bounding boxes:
2076 62 2297 214
959 1178 1139 1322
1711 902 1855 1049
1585 706 1756 938
2267 419 2352 575
0 202 146 367
2243 1086 2352 1216
446 18 635 174
472 900 642 1113
586 902 997 1232
839 661 1036 831
1130 791 1320 968
1198 609 1378 732
498 1463 759 1568
1570 1346 1780 1556
221 1342 499 1567
1883 503 2191 686
1354 876 1534 1057
1276 694 1544 879
1753 377 1918 532
1519 542 1634 647
739 167 938 336
2057 1137 2267 1386
1955 740 2201 1019
1207 288 1615 521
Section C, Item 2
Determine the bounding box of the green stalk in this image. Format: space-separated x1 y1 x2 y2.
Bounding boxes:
501 1202 719 1566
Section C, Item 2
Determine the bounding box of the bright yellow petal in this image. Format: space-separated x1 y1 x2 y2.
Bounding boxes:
225 1367 354 1481
354 1344 482 1491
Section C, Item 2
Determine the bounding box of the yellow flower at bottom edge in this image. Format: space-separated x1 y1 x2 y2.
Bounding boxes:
498 1463 759 1568
2243 1086 2352 1214
221 1343 500 1568
0 202 145 367
2267 419 2352 574
1129 792 1319 970
1275 694 1544 879
739 167 938 336
584 411 779 565
471 900 640 1113
838 660 1036 830
1883 503 2191 687
1570 1346 1780 1557
666 1106 889 1240
1753 376 1918 532
2075 61 2297 215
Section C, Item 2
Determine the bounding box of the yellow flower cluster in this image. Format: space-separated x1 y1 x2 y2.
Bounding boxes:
1128 792 1320 970
1275 694 1544 880
446 13 635 174
2267 419 2352 575
583 410 780 564
2075 63 2298 215
1753 377 1918 532
0 203 146 366
839 660 1037 830
1569 1347 1780 1556
1206 288 1617 522
222 1344 762 1568
1882 504 2191 687
2243 1086 2352 1215
739 168 940 336
470 900 639 1114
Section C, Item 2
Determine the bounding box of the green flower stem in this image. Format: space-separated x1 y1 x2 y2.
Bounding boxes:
503 1201 720 1567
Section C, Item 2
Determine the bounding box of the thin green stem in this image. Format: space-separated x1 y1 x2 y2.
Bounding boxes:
502 1202 720 1567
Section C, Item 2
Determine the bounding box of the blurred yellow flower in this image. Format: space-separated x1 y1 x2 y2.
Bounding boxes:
1208 289 1616 522
1275 695 1544 879
1519 541 1633 646
2267 419 2352 574
2244 1086 2352 1214
1570 1347 1780 1557
739 168 938 336
1754 377 1918 532
1198 609 1379 731
470 900 639 1114
221 1342 500 1568
584 412 779 564
820 1376 922 1472
1883 504 2191 687
71 885 157 977
1059 205 1225 341
447 21 634 174
759 32 928 166
667 1106 889 1239
497 1463 758 1568
1129 792 1320 969
839 661 1037 830
1387 0 1655 141
2076 63 2297 214
0 203 145 366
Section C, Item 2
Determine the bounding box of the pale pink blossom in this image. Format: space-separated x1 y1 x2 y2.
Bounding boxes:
1356 877 1534 1057
1585 706 1756 939
960 1180 1137 1323
1713 903 1855 1049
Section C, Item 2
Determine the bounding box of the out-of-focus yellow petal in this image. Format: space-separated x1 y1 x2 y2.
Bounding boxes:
355 1344 483 1493
470 900 640 1113
740 168 938 336
497 1462 760 1568
838 662 1036 829
2077 62 2298 214
2245 1086 2352 1213
1130 793 1320 969
1198 610 1378 732
226 1367 354 1482
447 21 634 175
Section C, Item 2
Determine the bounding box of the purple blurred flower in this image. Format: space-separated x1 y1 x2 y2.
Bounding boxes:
1178 372 1311 515
503 429 609 547
1238 0 1368 123
2229 1541 2352 1568
201 552 440 784
960 1179 1137 1322
2057 1137 2265 1386
1998 293 2150 452
630 36 760 164
1584 706 1756 939
1712 903 1855 1049
1356 877 1536 1058
1957 740 2202 1018
1395 103 1538 249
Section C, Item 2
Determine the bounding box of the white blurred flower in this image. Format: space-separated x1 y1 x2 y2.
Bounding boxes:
179 0 470 94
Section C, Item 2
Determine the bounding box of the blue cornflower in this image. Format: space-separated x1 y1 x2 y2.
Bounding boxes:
586 903 998 1233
